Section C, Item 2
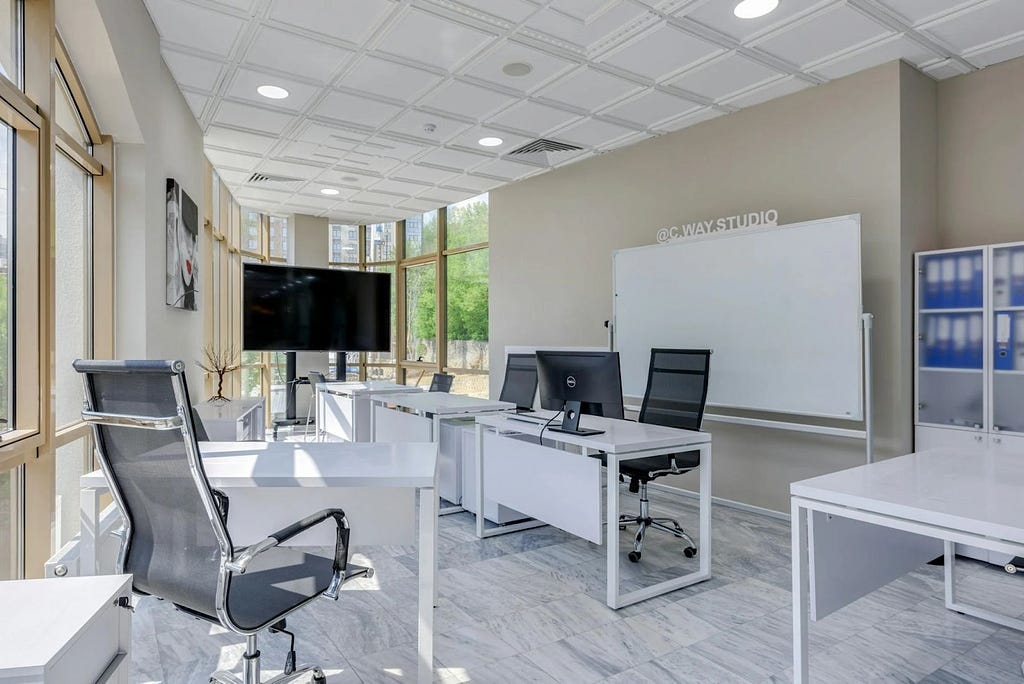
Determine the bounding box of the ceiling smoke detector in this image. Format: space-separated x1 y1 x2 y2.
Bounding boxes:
502 62 533 77
423 122 438 134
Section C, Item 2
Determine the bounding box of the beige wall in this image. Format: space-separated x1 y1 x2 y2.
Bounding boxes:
937 56 1024 248
490 62 937 512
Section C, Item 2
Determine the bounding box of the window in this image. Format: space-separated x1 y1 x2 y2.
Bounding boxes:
0 0 21 88
405 262 436 363
329 223 359 265
446 194 489 249
366 222 395 262
404 212 436 258
445 248 489 372
0 122 10 435
268 215 288 261
0 466 21 580
367 265 395 365
54 69 88 148
243 210 261 255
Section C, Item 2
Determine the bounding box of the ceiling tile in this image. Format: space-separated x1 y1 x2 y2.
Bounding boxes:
369 177 434 196
669 52 781 101
537 67 642 111
316 168 380 188
602 89 700 127
550 117 637 147
384 109 473 143
525 2 652 50
183 91 210 119
415 147 493 170
225 68 320 111
456 0 540 24
463 40 575 93
143 0 245 56
448 126 532 153
655 106 725 133
312 90 403 128
721 75 813 108
443 174 502 193
245 26 354 82
921 58 973 79
397 197 445 213
205 125 278 155
598 132 648 152
350 190 405 206
470 157 543 180
338 151 402 174
874 0 980 25
810 34 942 80
215 169 251 184
297 185 357 202
600 23 723 81
489 100 582 135
964 34 1024 68
377 7 495 70
341 55 444 104
678 0 823 42
419 80 518 121
392 163 463 184
267 0 396 44
549 0 614 22
293 121 366 148
280 140 348 164
418 187 478 204
162 49 224 92
257 158 326 180
753 5 892 68
922 0 1024 52
356 136 429 162
213 101 296 135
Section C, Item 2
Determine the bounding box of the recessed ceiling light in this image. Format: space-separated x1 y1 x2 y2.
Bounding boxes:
478 136 503 147
502 62 533 77
733 0 778 19
257 84 289 99
320 188 340 196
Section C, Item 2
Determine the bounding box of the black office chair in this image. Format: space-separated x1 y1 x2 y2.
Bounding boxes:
499 354 538 409
75 359 371 684
191 407 210 441
429 372 454 393
617 349 710 562
305 370 327 441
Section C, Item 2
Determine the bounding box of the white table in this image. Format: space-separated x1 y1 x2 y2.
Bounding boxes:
474 412 712 609
317 381 422 442
0 574 132 682
194 397 265 441
370 392 515 514
791 448 1024 683
78 441 438 683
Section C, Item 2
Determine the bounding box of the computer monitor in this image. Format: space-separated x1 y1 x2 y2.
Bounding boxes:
536 351 624 436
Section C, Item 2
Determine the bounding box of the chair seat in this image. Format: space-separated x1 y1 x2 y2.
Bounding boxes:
224 547 334 631
594 450 700 483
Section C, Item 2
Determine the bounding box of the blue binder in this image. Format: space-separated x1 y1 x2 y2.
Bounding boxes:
970 253 984 308
956 255 974 308
924 316 938 366
968 314 983 368
1012 249 1024 306
995 312 1014 370
935 315 952 367
951 315 968 367
923 257 941 309
940 256 957 308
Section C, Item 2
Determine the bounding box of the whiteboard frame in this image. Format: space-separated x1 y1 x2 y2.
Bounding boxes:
612 214 865 422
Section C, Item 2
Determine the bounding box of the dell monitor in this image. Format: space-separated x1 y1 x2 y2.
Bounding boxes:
535 351 624 436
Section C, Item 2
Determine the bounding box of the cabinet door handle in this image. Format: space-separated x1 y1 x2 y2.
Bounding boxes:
974 435 984 442
993 437 1002 444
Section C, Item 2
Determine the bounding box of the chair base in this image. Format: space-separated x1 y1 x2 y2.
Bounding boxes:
210 634 327 684
618 482 697 563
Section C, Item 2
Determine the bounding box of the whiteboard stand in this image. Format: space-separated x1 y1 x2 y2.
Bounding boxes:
862 312 874 465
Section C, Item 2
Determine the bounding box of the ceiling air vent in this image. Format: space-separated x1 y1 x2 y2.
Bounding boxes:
507 138 583 166
246 172 302 185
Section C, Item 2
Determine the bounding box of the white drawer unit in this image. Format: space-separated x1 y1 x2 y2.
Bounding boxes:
194 397 265 441
0 575 132 683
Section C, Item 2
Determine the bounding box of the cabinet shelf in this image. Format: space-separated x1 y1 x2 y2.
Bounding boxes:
919 308 983 314
994 369 1024 375
919 367 983 373
994 306 1024 312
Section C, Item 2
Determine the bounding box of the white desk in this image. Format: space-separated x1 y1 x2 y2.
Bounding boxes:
791 448 1024 683
371 392 514 514
317 381 422 442
0 575 132 682
474 413 712 609
77 441 438 683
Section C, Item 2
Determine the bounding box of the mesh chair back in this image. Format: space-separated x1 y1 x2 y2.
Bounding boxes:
499 354 538 409
308 370 327 389
638 349 711 431
75 359 230 621
429 373 454 393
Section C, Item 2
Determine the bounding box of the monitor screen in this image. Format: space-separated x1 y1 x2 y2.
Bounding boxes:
536 351 623 418
243 263 391 352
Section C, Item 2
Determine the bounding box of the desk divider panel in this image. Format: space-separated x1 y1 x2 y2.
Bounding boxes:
483 431 603 544
374 404 433 443
809 511 942 620
321 392 355 441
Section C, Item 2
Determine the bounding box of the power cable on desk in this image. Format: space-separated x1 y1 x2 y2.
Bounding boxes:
538 410 562 445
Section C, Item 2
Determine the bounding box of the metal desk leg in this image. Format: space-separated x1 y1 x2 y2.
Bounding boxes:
944 540 956 609
475 423 485 539
606 450 620 609
369 398 378 442
792 499 810 684
698 443 712 578
418 482 436 683
80 486 100 576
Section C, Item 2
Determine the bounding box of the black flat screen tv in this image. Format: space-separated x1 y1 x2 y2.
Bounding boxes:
243 263 391 352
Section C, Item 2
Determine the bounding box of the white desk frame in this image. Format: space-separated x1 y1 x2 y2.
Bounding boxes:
316 381 422 442
370 392 515 515
474 414 712 609
77 441 439 683
791 448 1024 683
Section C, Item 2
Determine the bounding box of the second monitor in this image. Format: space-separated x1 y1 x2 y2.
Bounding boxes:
536 351 624 436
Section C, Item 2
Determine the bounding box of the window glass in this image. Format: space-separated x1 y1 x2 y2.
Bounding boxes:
366 222 395 262
404 212 436 258
0 122 10 433
55 437 89 546
368 265 395 364
366 366 395 382
55 69 89 148
269 215 289 261
210 170 220 229
54 151 90 428
241 351 262 399
446 194 488 249
329 224 359 264
449 371 488 399
0 0 20 88
0 466 20 579
405 262 436 362
446 248 488 372
243 210 261 254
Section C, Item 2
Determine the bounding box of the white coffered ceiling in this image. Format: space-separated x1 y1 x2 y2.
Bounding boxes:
144 0 1024 223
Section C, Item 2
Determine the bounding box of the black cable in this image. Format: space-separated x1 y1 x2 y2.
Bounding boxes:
538 409 563 445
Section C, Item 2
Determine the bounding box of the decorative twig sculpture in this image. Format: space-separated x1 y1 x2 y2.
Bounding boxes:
197 345 240 403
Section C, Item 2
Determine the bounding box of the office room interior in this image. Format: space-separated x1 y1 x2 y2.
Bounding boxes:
2 0 1024 682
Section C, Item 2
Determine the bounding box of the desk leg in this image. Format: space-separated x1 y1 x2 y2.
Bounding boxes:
606 450 620 609
418 484 437 683
475 423 485 539
944 541 957 609
699 443 711 577
792 499 810 684
369 399 377 443
80 486 100 576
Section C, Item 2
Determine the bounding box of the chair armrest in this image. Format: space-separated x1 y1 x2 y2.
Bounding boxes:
225 508 351 580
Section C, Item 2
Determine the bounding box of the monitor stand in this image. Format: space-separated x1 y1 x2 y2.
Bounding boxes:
547 401 604 436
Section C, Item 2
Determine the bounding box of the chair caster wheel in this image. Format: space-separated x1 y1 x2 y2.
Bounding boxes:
683 546 697 558
1007 563 1018 575
628 551 641 563
619 525 626 530
313 675 327 684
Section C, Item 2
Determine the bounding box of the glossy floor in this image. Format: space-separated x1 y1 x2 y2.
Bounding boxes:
129 486 1024 683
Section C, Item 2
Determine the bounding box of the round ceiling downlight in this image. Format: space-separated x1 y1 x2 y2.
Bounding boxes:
502 62 533 77
257 84 290 99
320 188 340 196
478 137 503 147
733 0 779 19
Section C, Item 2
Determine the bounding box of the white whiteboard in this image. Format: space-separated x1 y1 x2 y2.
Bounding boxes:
613 215 863 420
